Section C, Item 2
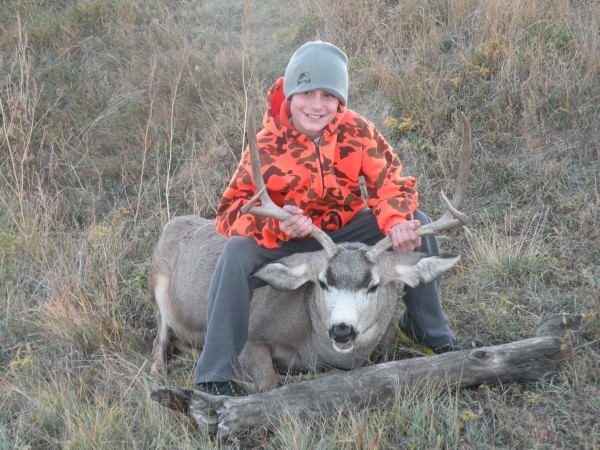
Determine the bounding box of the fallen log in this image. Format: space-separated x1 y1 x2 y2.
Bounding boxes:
151 313 582 440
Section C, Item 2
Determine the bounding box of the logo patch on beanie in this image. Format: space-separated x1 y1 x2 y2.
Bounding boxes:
297 72 311 85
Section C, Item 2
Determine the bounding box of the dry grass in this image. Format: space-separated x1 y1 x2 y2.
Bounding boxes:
1 0 598 448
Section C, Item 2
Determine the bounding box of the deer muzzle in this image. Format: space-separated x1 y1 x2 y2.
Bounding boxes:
329 323 358 352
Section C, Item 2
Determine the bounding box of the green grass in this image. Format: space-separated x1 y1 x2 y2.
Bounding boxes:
1 0 598 448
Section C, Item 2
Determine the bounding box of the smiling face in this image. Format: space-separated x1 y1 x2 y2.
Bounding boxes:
289 90 340 139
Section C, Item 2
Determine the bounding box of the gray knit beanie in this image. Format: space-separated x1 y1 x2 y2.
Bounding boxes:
283 41 349 105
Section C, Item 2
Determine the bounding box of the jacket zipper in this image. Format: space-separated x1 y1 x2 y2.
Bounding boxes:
314 139 326 198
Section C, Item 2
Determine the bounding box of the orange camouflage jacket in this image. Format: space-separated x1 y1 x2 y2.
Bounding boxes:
215 77 418 248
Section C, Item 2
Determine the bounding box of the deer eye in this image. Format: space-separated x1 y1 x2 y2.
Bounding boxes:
317 274 329 291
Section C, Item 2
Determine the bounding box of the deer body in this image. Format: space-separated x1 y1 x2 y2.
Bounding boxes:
150 214 460 391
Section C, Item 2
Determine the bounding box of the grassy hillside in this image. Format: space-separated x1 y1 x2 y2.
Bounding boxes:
1 0 598 448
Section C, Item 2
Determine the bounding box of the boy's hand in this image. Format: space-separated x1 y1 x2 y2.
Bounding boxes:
389 220 422 252
280 205 313 238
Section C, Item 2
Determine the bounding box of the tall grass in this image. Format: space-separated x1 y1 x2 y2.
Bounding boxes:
1 0 598 448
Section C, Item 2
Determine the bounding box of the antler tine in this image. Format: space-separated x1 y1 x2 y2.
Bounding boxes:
449 111 472 210
366 112 472 260
239 104 289 221
240 103 337 257
416 112 471 236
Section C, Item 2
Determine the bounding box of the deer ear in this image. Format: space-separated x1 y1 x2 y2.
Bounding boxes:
252 261 312 290
389 254 460 287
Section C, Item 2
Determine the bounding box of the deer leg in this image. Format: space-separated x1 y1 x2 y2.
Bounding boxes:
151 273 172 375
240 342 280 392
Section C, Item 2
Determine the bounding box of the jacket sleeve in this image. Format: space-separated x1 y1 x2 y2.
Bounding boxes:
360 124 418 235
214 147 290 248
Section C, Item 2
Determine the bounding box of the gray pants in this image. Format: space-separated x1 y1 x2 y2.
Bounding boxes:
194 208 456 383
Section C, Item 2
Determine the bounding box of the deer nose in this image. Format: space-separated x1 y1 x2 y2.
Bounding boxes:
329 323 358 345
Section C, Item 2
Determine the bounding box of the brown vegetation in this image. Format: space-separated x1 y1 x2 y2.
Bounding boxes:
1 0 598 448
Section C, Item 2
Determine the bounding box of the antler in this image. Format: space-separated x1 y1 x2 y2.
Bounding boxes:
366 112 472 260
240 104 337 257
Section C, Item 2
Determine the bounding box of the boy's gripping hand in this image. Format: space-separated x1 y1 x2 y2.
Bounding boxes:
388 220 422 252
279 205 313 238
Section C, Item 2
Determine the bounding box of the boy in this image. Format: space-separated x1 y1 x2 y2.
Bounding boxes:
195 41 460 396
